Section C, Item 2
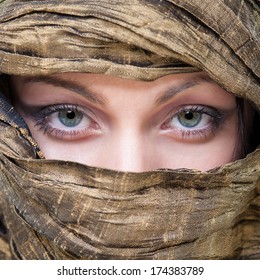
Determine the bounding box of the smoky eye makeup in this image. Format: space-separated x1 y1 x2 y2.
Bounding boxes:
160 104 227 141
27 104 102 140
12 73 237 144
25 102 229 143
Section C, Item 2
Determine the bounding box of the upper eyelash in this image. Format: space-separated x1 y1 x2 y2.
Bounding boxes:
31 104 86 134
175 105 222 120
31 104 80 119
178 105 223 129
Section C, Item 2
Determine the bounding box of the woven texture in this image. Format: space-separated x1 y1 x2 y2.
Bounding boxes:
0 0 259 259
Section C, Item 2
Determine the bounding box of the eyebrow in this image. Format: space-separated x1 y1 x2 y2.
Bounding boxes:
155 74 214 105
23 74 214 107
23 76 106 106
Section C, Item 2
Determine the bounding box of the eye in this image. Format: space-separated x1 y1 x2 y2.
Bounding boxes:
161 105 222 140
32 104 101 140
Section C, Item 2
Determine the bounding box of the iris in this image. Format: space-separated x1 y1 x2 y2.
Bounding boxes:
177 110 202 128
58 110 83 127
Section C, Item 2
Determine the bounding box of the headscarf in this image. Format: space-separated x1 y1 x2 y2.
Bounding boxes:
0 0 259 259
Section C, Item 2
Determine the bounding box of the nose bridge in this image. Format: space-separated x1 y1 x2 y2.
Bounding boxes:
111 125 147 172
100 87 155 172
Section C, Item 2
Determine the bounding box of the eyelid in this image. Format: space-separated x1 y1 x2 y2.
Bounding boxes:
162 104 220 124
30 104 98 122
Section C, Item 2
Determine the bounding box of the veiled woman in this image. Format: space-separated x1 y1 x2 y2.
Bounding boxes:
0 0 259 259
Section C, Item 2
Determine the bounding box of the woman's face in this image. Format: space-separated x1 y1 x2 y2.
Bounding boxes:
10 72 239 172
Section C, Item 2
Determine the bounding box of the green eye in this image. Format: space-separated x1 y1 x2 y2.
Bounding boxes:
58 110 83 127
177 110 202 128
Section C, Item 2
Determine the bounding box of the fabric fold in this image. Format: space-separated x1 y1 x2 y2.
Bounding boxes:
0 0 259 259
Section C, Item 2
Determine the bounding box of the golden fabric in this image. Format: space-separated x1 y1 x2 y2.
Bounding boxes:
0 0 259 259
0 0 259 107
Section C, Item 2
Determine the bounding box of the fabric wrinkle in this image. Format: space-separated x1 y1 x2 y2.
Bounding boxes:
0 0 259 260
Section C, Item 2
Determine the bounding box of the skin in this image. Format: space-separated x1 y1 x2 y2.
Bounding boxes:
10 72 239 172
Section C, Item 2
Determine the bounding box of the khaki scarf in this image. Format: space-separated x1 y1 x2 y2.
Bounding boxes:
0 0 259 259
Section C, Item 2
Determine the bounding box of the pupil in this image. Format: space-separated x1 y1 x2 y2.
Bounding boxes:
67 111 75 119
58 110 82 127
185 111 194 120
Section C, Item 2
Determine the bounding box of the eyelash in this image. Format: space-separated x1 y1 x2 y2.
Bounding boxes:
31 104 100 139
31 104 223 142
161 105 223 140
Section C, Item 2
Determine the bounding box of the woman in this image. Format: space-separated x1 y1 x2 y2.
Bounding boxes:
0 0 259 259
7 71 246 172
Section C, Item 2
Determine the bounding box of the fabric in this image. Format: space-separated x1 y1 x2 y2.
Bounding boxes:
0 0 259 259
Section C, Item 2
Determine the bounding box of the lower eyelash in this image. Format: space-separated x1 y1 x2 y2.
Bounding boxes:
34 118 49 134
179 124 219 140
34 119 94 140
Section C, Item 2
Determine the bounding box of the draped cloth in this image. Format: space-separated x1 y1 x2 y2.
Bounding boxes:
0 0 259 259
